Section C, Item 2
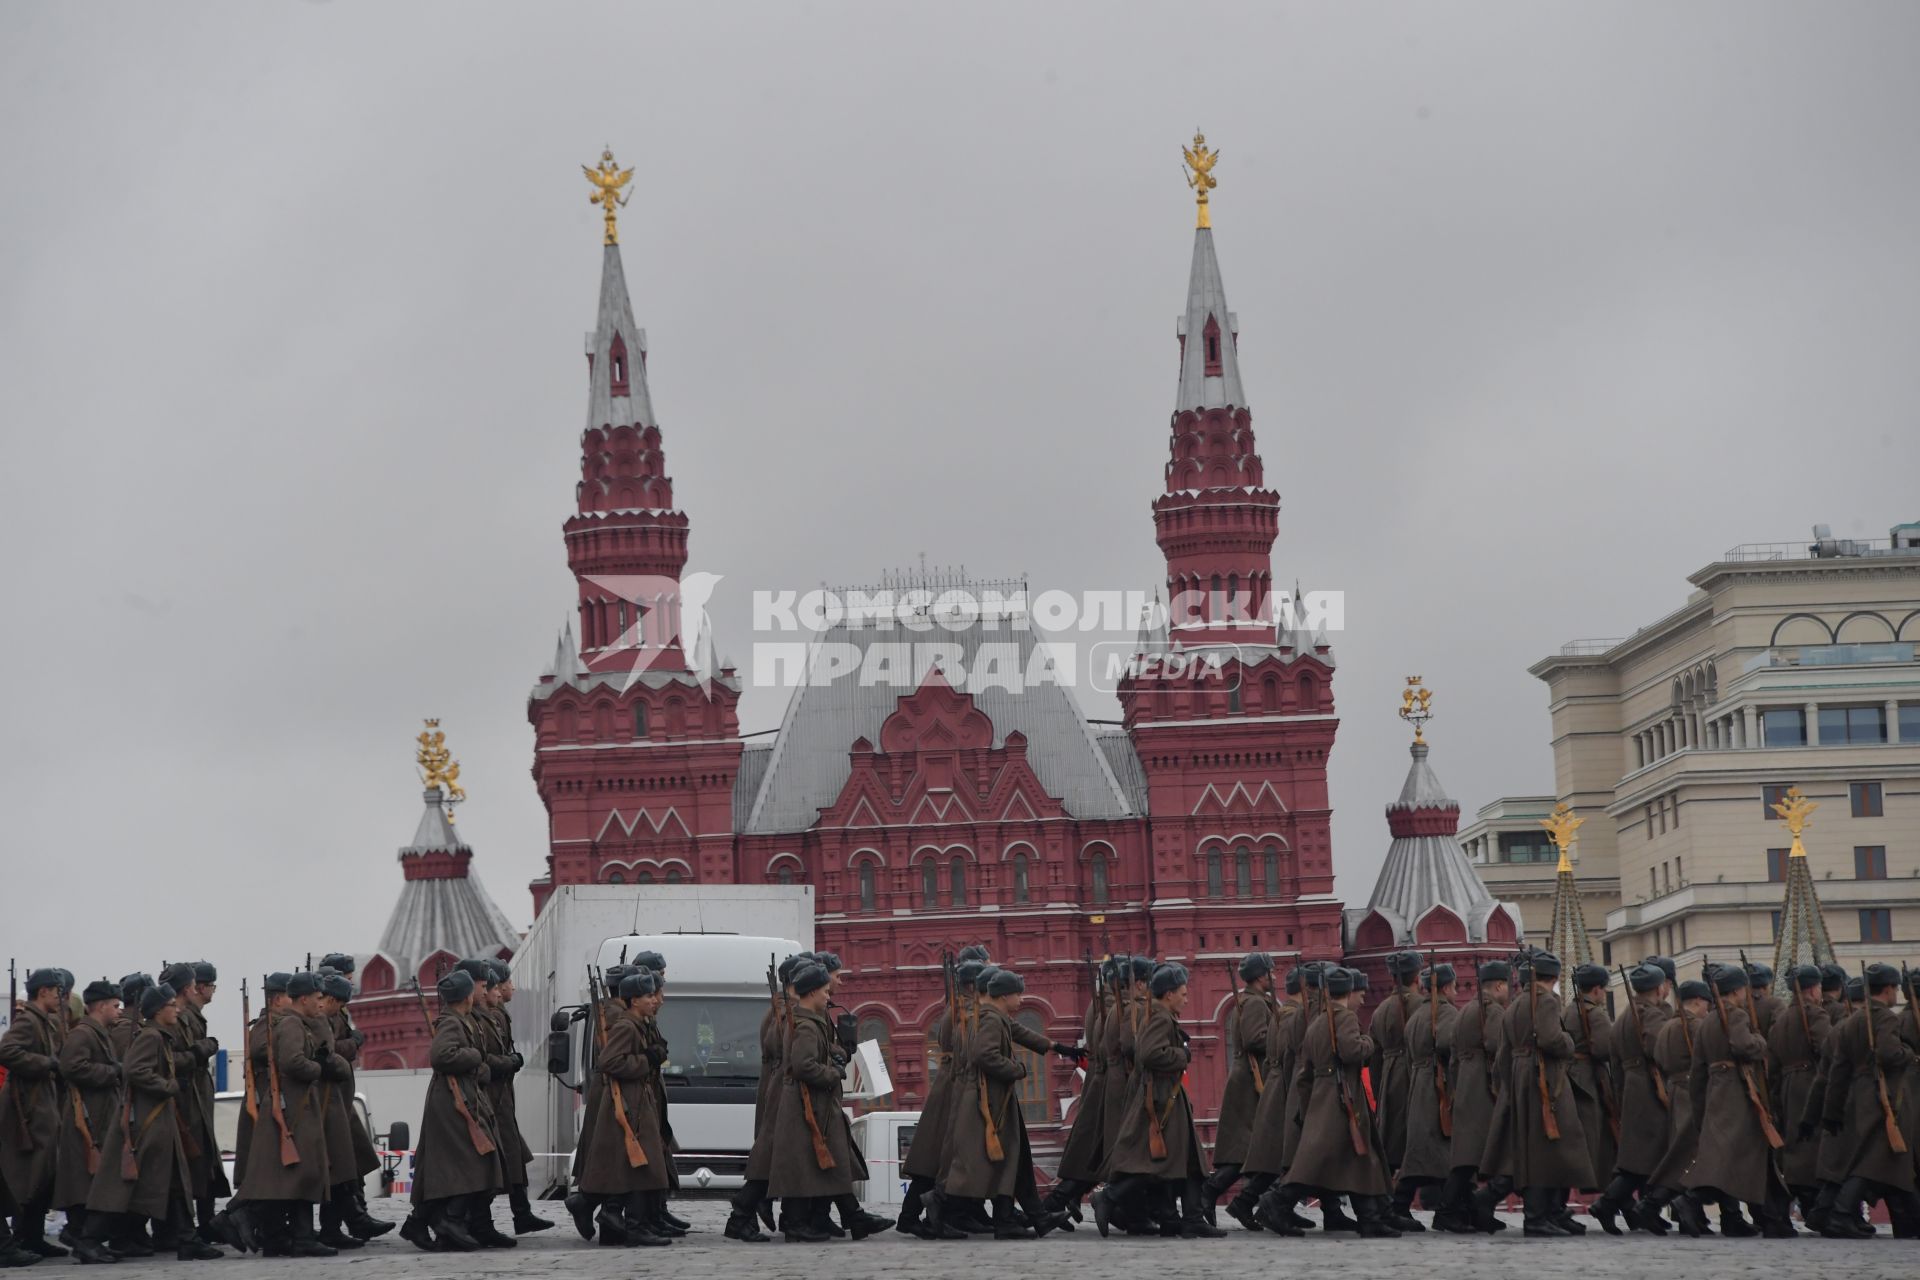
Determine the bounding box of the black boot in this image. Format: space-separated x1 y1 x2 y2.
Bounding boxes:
990 1195 1032 1240
563 1192 596 1240
1177 1178 1228 1238
1590 1175 1633 1235
430 1199 480 1252
1820 1179 1874 1238
287 1206 338 1258
1551 1188 1586 1234
1672 1193 1710 1238
781 1198 828 1244
317 1196 365 1250
921 1190 964 1240
616 1194 670 1247
1522 1187 1572 1237
1226 1173 1271 1231
1388 1183 1425 1233
398 1210 436 1253
724 1211 769 1242
1320 1194 1359 1232
68 1214 117 1267
468 1197 517 1248
13 1214 65 1259
1354 1195 1401 1239
1252 1184 1306 1237
507 1183 553 1234
1718 1195 1758 1237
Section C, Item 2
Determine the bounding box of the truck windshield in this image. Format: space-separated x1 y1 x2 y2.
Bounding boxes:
655 996 764 1083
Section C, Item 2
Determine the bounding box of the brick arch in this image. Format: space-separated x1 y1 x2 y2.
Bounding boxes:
1412 905 1467 945
360 955 396 994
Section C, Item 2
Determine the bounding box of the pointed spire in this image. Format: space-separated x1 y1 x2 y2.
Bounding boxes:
1539 802 1595 967
1134 586 1169 653
585 243 657 430
1175 228 1246 413
546 619 581 683
1768 787 1835 992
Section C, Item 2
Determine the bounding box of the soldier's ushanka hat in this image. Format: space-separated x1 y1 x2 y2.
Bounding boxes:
1324 967 1356 997
140 983 177 1018
1572 964 1608 991
434 970 473 1004
1240 952 1273 982
791 963 831 998
1477 961 1511 984
82 979 121 1006
985 969 1026 998
1676 979 1710 1003
1150 963 1189 998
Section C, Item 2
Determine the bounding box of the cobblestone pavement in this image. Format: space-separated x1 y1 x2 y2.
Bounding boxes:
54 1196 1919 1279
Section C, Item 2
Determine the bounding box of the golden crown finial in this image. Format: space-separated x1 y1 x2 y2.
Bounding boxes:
1771 785 1819 858
583 147 635 246
1540 801 1585 874
1397 675 1434 743
1182 130 1220 229
415 718 467 821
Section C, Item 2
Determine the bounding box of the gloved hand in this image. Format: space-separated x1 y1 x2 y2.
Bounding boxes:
643 1045 668 1067
349 1028 366 1048
829 1050 851 1070
322 1053 350 1081
509 1051 526 1072
194 1039 219 1064
477 1063 493 1085
1050 1042 1088 1060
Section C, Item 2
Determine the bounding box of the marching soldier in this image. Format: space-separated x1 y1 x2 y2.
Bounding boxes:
0 968 68 1260
942 968 1069 1238
729 951 811 1242
1770 964 1830 1227
1806 963 1862 1233
1687 963 1793 1237
572 969 673 1248
311 970 387 1250
52 980 124 1261
230 971 338 1257
1641 977 1711 1235
766 961 873 1243
80 982 222 1261
1438 960 1510 1233
898 946 982 1240
1226 964 1306 1231
1591 962 1670 1233
1200 952 1274 1216
1254 967 1396 1237
159 961 229 1246
1562 963 1616 1226
1039 955 1118 1225
1093 963 1221 1239
1820 962 1920 1236
925 957 999 1239
401 968 505 1253
1398 963 1460 1229
483 959 550 1236
315 954 397 1242
1369 952 1423 1196
627 950 690 1239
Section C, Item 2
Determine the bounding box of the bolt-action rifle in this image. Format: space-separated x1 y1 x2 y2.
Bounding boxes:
1429 950 1452 1137
1703 958 1783 1150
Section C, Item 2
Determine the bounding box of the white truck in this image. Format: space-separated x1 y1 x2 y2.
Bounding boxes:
507 884 813 1193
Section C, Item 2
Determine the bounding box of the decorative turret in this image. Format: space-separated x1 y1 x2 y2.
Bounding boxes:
1539 802 1596 968
1767 786 1835 993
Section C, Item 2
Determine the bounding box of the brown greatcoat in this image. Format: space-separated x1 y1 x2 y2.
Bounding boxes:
1368 984 1419 1171
408 1011 505 1205
943 1004 1034 1198
1822 1002 1919 1193
1448 995 1503 1172
170 1001 230 1200
766 1005 853 1199
1646 1008 1701 1189
1398 992 1458 1184
1104 1000 1200 1181
0 1002 65 1205
310 1014 359 1191
1812 995 1855 1184
107 1011 143 1062
900 1004 957 1182
574 1009 669 1195
568 995 626 1180
475 1004 531 1188
85 1023 192 1218
1766 993 1829 1188
329 1006 382 1180
1213 988 1273 1166
1610 996 1671 1176
1242 998 1303 1176
1686 998 1783 1206
1101 994 1143 1152
1489 990 1597 1189
230 1013 268 1190
1563 993 1617 1190
1287 1000 1388 1195
52 1017 122 1211
639 1010 680 1190
742 1001 787 1183
1054 993 1110 1184
233 1009 333 1204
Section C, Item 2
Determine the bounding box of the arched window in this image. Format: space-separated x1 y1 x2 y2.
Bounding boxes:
1297 673 1314 707
777 865 795 887
948 858 967 907
858 861 877 913
1210 573 1223 620
1090 853 1109 906
1014 1011 1049 1122
636 869 655 885
1227 573 1240 619
632 702 648 737
1011 854 1030 904
922 861 939 909
1264 844 1280 896
617 602 629 643
857 1018 894 1106
664 866 683 885
1206 849 1223 897
1235 847 1252 898
1227 684 1242 713
608 871 626 885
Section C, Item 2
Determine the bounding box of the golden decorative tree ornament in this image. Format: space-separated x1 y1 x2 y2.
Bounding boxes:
415 718 467 822
1770 785 1819 857
583 148 635 246
1397 675 1434 743
1183 131 1220 229
1540 801 1586 874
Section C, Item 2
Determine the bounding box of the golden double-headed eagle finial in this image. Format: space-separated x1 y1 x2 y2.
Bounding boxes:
1540 801 1585 873
1770 785 1819 857
583 147 635 246
1397 675 1433 743
415 718 468 821
1182 131 1220 229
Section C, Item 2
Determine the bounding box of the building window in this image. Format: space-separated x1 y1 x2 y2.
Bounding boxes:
1661 861 1671 894
1227 684 1242 713
636 869 655 884
1763 784 1795 818
1674 854 1683 884
1264 845 1280 896
1900 704 1920 743
1645 804 1654 840
1820 705 1887 745
921 861 938 909
616 602 629 642
608 871 625 884
1851 782 1884 817
1235 847 1252 898
1860 908 1892 943
1499 831 1556 863
664 867 683 884
1761 709 1806 747
1657 803 1666 835
1770 910 1782 940
1297 674 1314 707
1766 848 1790 883
777 865 795 887
1649 867 1657 898
1678 917 1687 952
859 861 877 913
1855 845 1888 880
1011 854 1030 905
948 858 967 907
1602 940 1613 965
1206 849 1223 897
1090 853 1109 906
1672 799 1681 829
1014 1011 1050 1122
632 703 648 737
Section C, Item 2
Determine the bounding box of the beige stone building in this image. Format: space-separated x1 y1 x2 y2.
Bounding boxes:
1461 795 1619 954
1491 521 1920 977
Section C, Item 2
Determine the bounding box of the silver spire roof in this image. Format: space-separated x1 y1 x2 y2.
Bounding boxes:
373 787 522 978
585 243 656 429
1174 228 1246 413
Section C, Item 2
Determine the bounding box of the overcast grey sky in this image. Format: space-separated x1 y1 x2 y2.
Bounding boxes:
3 2 1917 1000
